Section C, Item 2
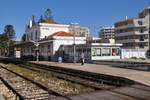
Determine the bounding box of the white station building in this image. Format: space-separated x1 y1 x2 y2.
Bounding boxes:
12 9 122 62
25 19 90 42
13 20 123 61
14 14 88 61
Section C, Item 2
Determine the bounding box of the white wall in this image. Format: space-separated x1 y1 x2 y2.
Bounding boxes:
39 23 70 39
121 49 146 59
26 23 70 41
92 56 120 60
26 26 40 41
53 37 86 55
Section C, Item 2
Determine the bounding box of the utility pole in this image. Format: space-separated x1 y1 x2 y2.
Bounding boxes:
70 23 79 63
73 29 76 63
149 7 150 50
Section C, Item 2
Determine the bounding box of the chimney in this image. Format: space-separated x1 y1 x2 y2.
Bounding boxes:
125 16 128 20
29 19 33 28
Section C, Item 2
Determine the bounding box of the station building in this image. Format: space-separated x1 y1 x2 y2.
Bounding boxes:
12 9 122 62
13 35 122 62
25 18 90 42
13 31 86 61
12 8 90 61
59 42 122 62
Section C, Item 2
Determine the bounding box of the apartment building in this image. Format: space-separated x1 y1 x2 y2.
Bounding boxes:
114 6 150 58
99 26 115 40
69 25 90 37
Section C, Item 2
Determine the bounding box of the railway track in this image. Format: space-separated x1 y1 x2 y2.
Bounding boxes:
0 65 70 100
19 63 150 100
0 58 150 100
18 63 115 90
24 62 134 86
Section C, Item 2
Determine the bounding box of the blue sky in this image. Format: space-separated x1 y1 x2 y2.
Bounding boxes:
0 0 149 40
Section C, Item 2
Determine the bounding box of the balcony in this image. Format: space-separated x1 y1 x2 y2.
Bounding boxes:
115 31 135 37
116 39 135 43
135 39 148 42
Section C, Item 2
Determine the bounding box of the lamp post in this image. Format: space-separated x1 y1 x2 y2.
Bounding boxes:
29 40 39 62
70 23 79 63
35 43 39 62
148 7 150 58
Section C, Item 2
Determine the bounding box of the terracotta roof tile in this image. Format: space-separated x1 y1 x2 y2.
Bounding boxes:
38 31 73 42
49 31 73 37
44 20 57 24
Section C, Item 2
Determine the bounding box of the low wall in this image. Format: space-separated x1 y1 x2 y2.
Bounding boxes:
122 49 146 59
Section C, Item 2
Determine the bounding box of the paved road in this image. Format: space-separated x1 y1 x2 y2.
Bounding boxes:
31 61 150 87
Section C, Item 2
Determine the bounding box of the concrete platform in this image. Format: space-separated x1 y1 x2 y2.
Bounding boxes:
68 86 150 100
31 61 150 87
0 94 4 100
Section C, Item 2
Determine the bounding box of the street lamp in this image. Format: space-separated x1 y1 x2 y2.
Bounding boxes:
35 43 39 62
70 23 79 63
148 7 150 50
29 40 39 62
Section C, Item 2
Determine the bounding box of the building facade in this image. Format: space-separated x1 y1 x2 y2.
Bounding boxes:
69 24 90 37
115 6 150 58
13 8 90 61
99 26 115 40
25 20 90 42
16 31 86 61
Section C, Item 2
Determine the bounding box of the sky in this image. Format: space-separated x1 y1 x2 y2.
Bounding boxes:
0 0 149 40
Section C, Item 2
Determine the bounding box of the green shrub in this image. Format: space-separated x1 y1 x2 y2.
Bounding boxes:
139 57 145 60
130 57 137 59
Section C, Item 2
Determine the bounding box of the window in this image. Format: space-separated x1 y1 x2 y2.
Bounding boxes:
138 21 143 25
101 48 111 56
31 32 33 40
139 36 144 41
112 48 120 56
139 44 144 48
41 46 44 52
96 48 101 56
92 48 101 56
27 34 29 40
47 45 50 50
35 30 38 40
47 45 51 53
140 29 144 33
92 48 96 56
42 28 49 30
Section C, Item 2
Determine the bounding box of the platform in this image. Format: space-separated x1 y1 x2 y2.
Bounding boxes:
30 61 150 87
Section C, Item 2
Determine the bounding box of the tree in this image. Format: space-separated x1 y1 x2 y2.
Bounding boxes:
21 33 26 42
44 8 53 21
38 15 45 23
0 34 7 56
3 25 15 40
3 25 16 56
